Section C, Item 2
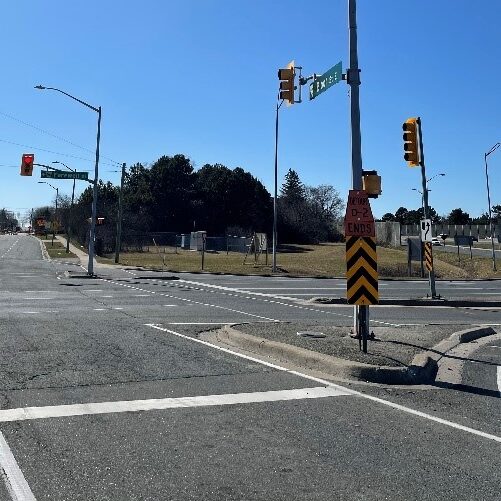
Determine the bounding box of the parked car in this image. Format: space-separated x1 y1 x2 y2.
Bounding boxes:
431 237 442 246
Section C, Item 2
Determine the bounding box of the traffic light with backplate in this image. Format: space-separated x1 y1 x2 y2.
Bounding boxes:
20 153 34 176
402 118 420 167
278 60 295 105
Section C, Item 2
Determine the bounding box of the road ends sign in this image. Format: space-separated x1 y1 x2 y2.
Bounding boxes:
344 190 375 238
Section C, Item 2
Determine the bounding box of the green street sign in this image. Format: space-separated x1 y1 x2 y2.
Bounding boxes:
41 169 88 180
309 61 342 100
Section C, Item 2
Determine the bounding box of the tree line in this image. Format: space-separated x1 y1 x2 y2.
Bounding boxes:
381 205 501 225
32 154 344 252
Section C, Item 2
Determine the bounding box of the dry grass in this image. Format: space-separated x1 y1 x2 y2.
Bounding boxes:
37 236 77 259
96 242 501 279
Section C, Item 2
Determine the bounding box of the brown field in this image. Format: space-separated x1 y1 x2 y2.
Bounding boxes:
98 243 501 279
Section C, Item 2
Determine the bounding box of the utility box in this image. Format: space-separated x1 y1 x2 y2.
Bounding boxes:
190 231 206 251
180 234 191 249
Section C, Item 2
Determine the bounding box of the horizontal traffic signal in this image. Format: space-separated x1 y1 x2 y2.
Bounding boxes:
402 118 420 167
20 153 34 176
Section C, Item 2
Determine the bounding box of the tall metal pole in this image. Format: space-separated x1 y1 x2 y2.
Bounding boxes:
52 187 58 247
348 0 369 352
67 177 76 253
417 117 437 297
485 151 497 271
115 162 126 264
272 101 281 273
88 106 101 276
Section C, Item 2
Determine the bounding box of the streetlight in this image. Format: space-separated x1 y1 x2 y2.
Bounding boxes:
35 85 101 276
52 161 76 254
484 143 499 271
38 181 59 247
412 173 444 211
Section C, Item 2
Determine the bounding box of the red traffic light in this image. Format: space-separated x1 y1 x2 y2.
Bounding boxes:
20 153 35 176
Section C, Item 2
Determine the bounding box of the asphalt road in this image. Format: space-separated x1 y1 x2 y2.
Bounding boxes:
435 243 501 259
0 234 500 500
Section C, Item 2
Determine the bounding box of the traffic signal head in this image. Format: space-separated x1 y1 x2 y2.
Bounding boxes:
20 153 34 176
278 60 295 105
362 170 382 198
402 118 420 167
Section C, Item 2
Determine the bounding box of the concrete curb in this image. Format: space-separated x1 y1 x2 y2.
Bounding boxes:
205 325 497 385
311 297 501 308
33 235 50 261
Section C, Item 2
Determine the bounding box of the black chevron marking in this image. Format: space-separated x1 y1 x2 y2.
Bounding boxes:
345 236 359 253
347 267 378 290
348 286 378 304
346 249 378 271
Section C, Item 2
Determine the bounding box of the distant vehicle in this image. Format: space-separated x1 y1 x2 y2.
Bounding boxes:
431 237 441 246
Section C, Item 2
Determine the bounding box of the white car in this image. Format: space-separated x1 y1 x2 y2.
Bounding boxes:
431 237 442 246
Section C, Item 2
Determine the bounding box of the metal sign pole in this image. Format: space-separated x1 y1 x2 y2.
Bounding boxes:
348 0 369 349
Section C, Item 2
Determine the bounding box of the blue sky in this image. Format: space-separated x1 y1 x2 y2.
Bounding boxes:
1 0 500 224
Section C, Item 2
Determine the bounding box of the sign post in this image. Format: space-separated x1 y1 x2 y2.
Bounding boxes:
344 190 378 353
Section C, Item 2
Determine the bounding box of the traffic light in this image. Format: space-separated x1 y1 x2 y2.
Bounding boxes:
362 170 382 198
402 118 420 167
278 60 295 105
20 153 34 176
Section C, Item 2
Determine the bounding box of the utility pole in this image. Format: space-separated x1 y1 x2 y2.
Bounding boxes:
115 163 126 264
347 0 369 351
417 117 437 297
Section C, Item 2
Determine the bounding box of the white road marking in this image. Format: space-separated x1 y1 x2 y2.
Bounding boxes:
168 322 247 325
101 295 113 298
93 308 106 311
169 278 401 327
113 307 123 310
0 431 37 500
100 279 280 322
163 304 177 307
0 387 349 423
21 312 39 314
85 290 103 292
132 294 151 297
497 366 501 396
146 324 501 444
23 298 54 301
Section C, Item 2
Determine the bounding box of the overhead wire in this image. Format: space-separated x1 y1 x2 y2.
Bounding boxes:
0 109 122 166
0 138 119 167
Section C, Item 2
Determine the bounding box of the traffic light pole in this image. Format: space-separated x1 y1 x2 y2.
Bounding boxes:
115 163 126 264
272 100 284 273
417 117 437 298
348 0 369 352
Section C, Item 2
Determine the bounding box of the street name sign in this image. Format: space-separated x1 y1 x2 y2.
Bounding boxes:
420 219 432 242
344 190 375 237
41 169 88 180
309 61 342 100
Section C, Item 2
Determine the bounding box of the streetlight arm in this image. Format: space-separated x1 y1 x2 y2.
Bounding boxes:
35 85 99 113
486 142 500 157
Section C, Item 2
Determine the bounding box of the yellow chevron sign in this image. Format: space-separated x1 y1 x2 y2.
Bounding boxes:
424 241 433 272
346 236 378 305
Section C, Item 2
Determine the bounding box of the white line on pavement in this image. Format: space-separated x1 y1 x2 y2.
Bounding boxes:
0 387 349 423
23 298 54 301
100 279 281 322
146 324 501 444
497 367 501 396
0 431 37 501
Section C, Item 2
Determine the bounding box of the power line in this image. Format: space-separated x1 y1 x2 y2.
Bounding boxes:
0 138 119 167
0 109 121 166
